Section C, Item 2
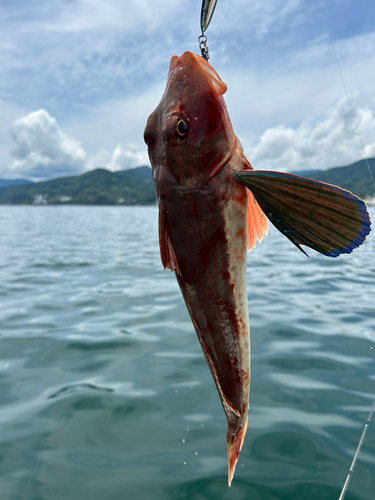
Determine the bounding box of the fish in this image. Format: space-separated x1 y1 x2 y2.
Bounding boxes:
143 51 371 486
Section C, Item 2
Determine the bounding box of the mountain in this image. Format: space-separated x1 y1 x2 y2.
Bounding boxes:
0 178 32 188
301 158 375 199
289 169 321 177
0 157 374 205
0 166 156 205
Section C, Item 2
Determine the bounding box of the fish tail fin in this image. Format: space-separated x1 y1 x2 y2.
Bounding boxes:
247 190 268 252
227 419 248 487
236 171 371 257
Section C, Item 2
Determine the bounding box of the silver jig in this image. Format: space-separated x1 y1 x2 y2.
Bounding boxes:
200 0 218 33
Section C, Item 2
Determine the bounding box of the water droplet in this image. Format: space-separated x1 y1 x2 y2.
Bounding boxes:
195 452 198 455
182 439 185 443
184 461 186 465
201 424 204 427
190 386 193 389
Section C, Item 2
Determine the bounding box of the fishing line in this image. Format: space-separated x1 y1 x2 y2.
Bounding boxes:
331 43 375 195
331 42 375 499
338 398 375 500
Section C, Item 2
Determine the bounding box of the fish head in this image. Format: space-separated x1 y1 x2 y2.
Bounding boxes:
144 51 235 187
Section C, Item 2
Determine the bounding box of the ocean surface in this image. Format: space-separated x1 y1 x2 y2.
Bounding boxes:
0 205 374 500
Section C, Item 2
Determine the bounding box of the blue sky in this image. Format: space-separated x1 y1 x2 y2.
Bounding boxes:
1 0 375 180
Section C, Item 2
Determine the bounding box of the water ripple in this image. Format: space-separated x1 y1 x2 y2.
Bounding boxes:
0 206 373 500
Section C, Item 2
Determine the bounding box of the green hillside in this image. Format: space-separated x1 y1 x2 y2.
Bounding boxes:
0 166 156 205
0 157 374 205
307 158 375 199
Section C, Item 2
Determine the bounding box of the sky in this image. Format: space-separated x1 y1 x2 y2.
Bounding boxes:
1 0 375 180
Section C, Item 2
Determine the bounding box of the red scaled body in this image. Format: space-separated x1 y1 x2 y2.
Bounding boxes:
144 49 371 488
144 51 268 485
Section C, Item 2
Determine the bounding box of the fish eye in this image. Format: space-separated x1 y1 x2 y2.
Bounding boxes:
176 119 188 139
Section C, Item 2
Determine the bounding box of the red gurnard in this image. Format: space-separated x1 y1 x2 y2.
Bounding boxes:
144 51 371 486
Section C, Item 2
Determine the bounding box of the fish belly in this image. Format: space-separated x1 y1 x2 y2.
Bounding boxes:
163 164 250 430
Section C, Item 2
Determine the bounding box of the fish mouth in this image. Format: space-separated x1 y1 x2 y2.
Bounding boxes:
168 51 227 96
190 53 227 95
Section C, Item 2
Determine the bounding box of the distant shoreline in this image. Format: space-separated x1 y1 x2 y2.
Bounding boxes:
0 158 374 205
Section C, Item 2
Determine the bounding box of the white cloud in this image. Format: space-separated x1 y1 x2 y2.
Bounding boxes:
222 30 375 143
214 0 306 41
245 97 375 171
1 0 375 182
1 0 375 181
89 144 149 172
0 99 29 174
107 144 148 171
64 81 163 158
0 0 311 114
5 95 375 182
4 108 149 180
8 109 86 180
20 0 187 35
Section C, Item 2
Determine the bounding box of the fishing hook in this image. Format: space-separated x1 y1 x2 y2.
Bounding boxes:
198 34 209 61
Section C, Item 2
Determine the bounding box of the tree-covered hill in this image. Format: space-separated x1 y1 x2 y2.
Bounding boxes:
0 166 156 205
307 157 375 199
0 157 374 205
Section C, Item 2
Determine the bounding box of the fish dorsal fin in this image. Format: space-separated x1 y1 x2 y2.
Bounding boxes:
235 170 371 257
247 190 269 252
158 201 181 274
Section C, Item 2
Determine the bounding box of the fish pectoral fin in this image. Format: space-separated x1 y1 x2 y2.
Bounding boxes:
235 170 371 257
246 190 269 252
158 201 181 274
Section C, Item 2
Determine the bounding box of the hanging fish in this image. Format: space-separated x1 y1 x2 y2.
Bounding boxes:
143 51 371 486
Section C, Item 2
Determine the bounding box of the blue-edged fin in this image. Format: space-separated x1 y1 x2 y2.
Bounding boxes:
235 170 371 257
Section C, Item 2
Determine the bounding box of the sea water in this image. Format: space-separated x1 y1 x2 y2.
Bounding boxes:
0 206 374 500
